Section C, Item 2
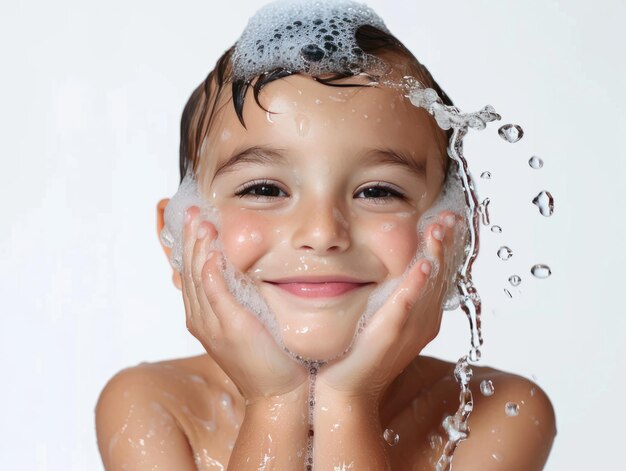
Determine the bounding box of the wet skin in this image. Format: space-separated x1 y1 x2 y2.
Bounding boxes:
96 74 556 470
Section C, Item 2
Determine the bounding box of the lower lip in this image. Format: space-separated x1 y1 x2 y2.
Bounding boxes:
269 282 368 298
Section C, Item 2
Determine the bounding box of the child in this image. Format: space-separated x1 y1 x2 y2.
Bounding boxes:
95 1 556 469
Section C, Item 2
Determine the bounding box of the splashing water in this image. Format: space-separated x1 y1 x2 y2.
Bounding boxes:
491 225 502 234
480 171 492 179
531 264 552 279
532 191 555 217
497 246 513 260
396 76 502 471
498 124 524 143
478 197 491 226
529 156 543 169
383 428 400 446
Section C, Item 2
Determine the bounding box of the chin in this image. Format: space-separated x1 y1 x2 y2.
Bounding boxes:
279 316 360 362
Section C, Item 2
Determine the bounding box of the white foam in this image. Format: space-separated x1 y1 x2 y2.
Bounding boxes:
160 169 220 272
232 0 391 82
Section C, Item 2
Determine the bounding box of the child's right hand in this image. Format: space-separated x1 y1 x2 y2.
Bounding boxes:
180 206 309 403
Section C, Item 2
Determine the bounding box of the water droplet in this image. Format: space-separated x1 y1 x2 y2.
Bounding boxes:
529 156 543 169
505 402 520 417
480 379 495 396
478 198 491 226
532 191 554 216
454 359 473 386
498 124 524 143
508 275 521 287
469 347 481 362
480 171 492 179
491 225 502 234
383 428 400 446
497 246 513 260
504 288 512 298
428 432 443 450
531 264 551 279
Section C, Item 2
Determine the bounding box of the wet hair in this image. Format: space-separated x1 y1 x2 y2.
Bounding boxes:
179 24 454 182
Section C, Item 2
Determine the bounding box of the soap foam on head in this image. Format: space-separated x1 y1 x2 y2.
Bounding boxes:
232 0 391 83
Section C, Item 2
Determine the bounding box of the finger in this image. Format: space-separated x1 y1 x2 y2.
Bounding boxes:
182 206 202 276
192 222 222 331
200 252 269 337
362 257 433 346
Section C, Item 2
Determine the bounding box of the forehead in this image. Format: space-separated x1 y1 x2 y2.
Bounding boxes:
202 73 446 173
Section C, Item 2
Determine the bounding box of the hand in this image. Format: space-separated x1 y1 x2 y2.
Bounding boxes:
181 206 309 402
315 211 458 403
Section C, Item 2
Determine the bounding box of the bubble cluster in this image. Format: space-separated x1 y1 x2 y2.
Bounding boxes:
159 170 220 272
232 0 391 82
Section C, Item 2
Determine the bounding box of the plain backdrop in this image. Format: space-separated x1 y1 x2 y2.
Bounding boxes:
1 0 624 469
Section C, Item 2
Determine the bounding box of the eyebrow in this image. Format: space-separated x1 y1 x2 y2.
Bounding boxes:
214 145 288 177
213 145 427 178
361 148 427 179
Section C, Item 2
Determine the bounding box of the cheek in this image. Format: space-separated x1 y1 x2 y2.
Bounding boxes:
218 210 272 272
362 218 421 276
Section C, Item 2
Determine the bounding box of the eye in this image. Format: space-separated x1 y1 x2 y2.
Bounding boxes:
235 180 288 199
354 183 406 202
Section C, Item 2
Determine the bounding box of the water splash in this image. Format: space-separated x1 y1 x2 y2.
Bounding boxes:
532 191 555 217
531 264 551 279
490 225 502 234
383 428 400 446
498 124 524 143
478 197 491 226
529 156 543 169
497 246 513 260
480 171 492 179
397 76 502 471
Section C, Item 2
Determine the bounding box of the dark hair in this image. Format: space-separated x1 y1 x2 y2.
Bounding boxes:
179 24 454 182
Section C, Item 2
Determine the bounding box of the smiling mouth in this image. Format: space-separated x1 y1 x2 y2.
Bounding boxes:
265 278 374 299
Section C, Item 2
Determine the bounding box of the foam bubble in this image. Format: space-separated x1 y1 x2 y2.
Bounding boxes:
232 0 391 82
160 170 220 272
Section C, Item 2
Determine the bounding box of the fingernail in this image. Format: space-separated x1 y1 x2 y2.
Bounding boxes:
420 260 432 275
443 215 455 228
197 224 208 239
432 225 444 241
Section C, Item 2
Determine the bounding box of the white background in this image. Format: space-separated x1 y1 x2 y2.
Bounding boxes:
1 0 623 469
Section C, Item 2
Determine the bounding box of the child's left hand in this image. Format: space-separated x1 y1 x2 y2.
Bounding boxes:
315 212 457 403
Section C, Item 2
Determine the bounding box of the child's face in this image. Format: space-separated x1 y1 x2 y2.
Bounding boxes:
198 73 448 361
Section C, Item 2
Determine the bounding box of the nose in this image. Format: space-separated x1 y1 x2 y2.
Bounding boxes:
290 198 351 254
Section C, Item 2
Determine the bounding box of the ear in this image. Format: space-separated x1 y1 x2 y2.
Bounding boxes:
157 198 182 290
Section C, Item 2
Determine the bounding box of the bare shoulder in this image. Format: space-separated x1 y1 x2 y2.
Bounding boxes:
95 355 217 470
440 358 557 470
